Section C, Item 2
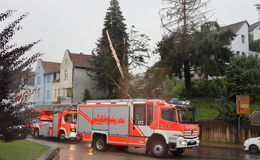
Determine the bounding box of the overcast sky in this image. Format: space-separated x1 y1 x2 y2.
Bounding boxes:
1 0 260 73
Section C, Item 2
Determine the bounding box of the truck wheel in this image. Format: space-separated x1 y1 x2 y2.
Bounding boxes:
151 140 168 158
34 128 39 138
93 136 109 152
171 148 185 156
59 131 66 141
249 145 259 154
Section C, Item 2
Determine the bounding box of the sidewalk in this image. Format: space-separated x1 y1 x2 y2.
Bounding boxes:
200 142 243 150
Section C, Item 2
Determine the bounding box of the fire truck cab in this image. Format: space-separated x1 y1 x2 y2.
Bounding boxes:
32 105 77 140
77 99 199 157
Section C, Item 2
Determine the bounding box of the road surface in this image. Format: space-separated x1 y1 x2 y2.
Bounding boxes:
29 137 260 160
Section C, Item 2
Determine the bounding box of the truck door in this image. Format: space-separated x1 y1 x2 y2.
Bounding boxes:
129 103 154 137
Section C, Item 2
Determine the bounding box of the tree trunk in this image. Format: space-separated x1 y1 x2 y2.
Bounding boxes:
184 60 191 90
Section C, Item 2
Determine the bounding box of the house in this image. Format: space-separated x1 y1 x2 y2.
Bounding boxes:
217 21 249 56
34 59 60 105
53 50 105 104
249 21 260 41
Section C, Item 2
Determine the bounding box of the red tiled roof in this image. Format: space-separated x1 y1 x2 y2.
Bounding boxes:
69 53 92 68
41 60 60 74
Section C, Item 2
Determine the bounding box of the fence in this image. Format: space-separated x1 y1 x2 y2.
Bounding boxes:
198 120 260 143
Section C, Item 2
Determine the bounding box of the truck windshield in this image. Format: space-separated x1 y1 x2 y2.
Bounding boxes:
65 113 77 124
177 106 195 124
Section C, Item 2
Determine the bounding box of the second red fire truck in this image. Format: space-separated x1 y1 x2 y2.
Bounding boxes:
77 99 199 157
32 104 77 140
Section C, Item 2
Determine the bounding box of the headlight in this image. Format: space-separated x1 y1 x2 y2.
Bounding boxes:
70 128 76 132
179 140 187 145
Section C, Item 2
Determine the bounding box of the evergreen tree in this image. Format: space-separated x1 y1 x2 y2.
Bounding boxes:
0 10 41 141
89 0 150 98
89 0 128 98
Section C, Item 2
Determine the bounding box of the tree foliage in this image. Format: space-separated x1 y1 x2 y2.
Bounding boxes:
89 0 128 98
225 55 260 101
157 21 235 81
160 0 209 89
0 10 41 141
89 0 150 98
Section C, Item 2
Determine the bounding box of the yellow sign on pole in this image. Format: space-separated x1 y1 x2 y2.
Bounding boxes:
236 95 250 114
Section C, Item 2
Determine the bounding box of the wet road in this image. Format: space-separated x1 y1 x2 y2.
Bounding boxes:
30 138 260 160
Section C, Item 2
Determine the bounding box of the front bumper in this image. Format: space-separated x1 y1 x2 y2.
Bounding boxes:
67 132 77 139
175 137 199 149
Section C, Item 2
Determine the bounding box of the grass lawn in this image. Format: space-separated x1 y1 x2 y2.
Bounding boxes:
0 139 50 160
191 98 260 121
191 98 220 121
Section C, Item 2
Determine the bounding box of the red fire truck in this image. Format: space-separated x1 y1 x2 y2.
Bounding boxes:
77 99 199 157
32 104 77 140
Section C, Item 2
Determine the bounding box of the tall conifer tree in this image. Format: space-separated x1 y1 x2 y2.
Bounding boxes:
89 0 128 98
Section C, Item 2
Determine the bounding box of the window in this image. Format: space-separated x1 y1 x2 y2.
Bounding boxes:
58 89 60 97
37 76 40 84
161 108 177 122
54 89 56 98
46 90 50 99
64 70 68 80
134 104 146 125
242 52 246 56
241 35 245 44
236 51 240 56
147 104 153 125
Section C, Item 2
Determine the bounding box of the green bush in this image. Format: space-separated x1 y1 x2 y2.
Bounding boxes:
179 78 226 98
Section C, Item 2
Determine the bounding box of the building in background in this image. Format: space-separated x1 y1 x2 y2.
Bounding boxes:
57 50 104 104
34 59 60 105
249 21 260 41
217 21 249 56
34 50 105 105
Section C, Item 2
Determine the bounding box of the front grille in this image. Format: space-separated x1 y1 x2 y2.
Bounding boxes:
183 130 198 138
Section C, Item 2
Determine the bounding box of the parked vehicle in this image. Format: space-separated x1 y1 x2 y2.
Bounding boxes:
244 137 260 154
77 99 199 157
31 104 77 140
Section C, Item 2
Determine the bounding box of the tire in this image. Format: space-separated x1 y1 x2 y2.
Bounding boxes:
34 128 39 138
249 145 259 154
151 140 169 158
93 136 109 152
171 148 185 156
59 131 66 141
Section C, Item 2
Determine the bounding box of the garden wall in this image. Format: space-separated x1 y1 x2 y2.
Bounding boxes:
198 120 260 143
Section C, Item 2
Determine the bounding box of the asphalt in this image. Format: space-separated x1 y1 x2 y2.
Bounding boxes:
27 137 259 160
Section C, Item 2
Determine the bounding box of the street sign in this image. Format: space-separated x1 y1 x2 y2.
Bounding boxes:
236 95 250 114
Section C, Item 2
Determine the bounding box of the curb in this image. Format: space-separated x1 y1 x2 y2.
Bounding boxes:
200 143 243 150
27 138 60 160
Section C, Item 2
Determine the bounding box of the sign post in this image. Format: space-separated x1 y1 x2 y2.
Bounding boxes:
236 96 250 115
236 95 250 143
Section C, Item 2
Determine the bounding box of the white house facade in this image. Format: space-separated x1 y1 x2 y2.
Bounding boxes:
218 21 249 56
249 21 260 41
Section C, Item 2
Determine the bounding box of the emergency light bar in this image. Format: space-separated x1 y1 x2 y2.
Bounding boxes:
86 99 164 104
